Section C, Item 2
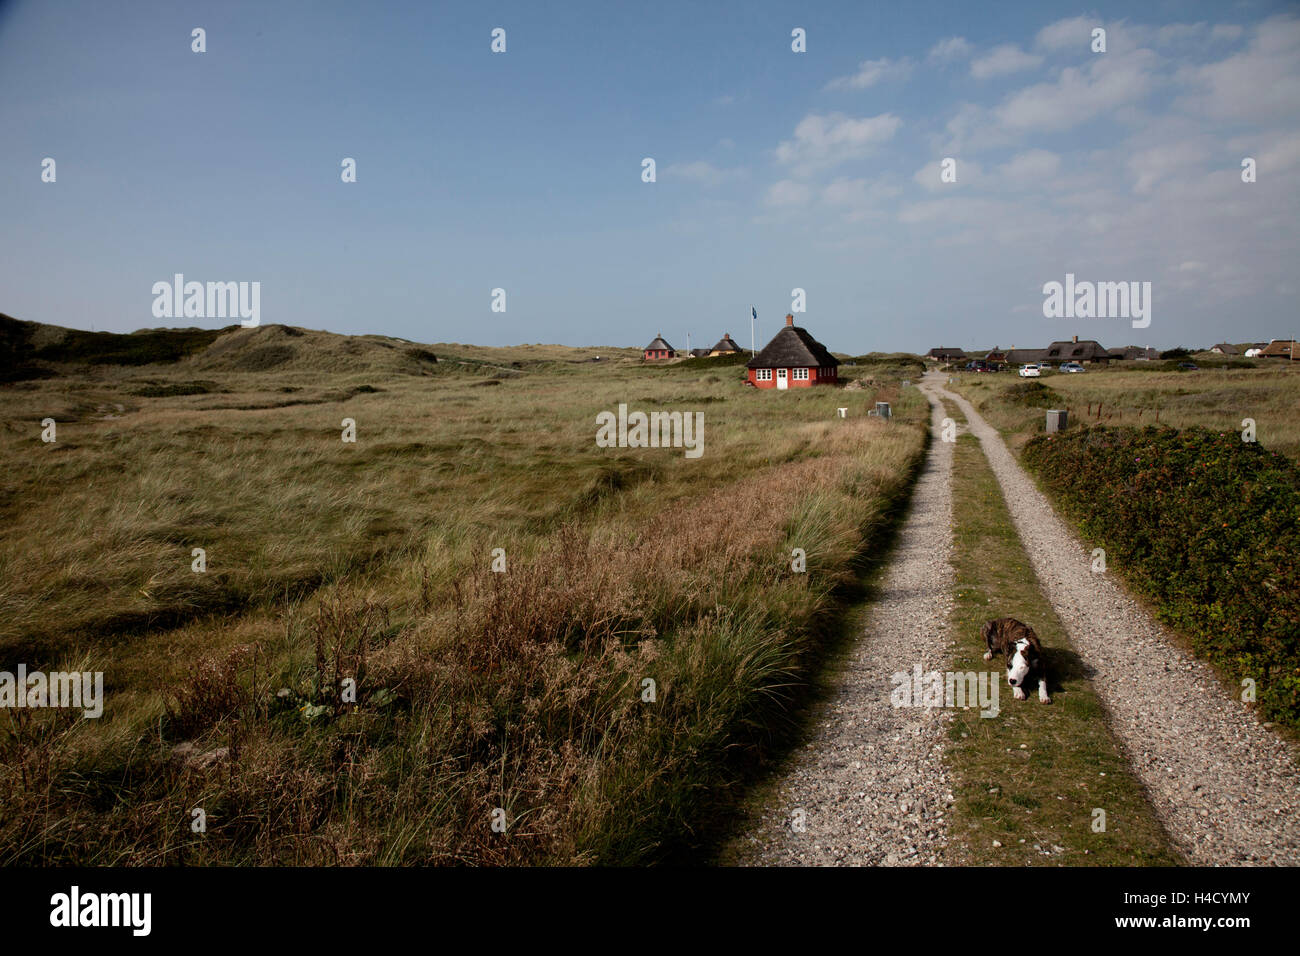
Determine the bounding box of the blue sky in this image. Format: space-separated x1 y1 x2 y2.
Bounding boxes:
1 0 1297 353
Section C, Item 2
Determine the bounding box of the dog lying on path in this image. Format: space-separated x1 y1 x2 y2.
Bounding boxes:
982 617 1051 704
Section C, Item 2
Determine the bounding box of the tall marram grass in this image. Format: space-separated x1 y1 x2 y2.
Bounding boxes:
0 356 925 863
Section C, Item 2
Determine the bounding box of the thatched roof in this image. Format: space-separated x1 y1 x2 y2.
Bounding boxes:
746 324 838 369
689 348 711 357
711 334 741 353
644 335 675 351
1044 339 1111 362
926 347 967 361
1006 348 1046 364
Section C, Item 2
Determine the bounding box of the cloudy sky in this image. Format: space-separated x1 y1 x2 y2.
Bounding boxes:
1 0 1297 353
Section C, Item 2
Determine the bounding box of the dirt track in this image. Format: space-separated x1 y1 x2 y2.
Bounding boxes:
927 373 1300 865
722 393 955 865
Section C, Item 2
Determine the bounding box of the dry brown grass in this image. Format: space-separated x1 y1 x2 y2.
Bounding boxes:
0 349 926 864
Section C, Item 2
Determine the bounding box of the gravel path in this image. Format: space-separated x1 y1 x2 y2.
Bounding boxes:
723 393 956 866
928 374 1300 865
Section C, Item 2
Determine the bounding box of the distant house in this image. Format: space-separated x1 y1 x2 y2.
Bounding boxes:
925 347 968 364
984 348 1008 366
1003 336 1117 366
1005 348 1047 365
1260 339 1297 358
1244 343 1267 358
643 335 677 361
746 314 839 389
1210 343 1239 355
688 347 711 358
1043 336 1112 365
1113 345 1160 361
709 334 742 357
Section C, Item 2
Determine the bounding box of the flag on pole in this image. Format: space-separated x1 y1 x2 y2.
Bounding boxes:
751 306 757 320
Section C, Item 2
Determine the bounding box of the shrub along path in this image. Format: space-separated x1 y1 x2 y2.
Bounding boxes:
926 374 1300 864
721 391 956 865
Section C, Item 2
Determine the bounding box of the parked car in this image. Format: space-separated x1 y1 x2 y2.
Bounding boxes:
965 359 992 372
1178 361 1199 370
1060 362 1085 373
1019 364 1041 377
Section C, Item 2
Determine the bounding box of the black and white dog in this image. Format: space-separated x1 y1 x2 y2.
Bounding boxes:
982 617 1051 704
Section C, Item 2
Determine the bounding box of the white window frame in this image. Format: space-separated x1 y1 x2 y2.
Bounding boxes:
793 368 809 381
756 368 772 381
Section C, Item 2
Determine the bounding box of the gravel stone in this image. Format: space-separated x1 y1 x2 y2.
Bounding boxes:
726 393 956 866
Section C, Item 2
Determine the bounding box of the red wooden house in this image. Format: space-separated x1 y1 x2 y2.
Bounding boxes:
643 335 677 360
746 314 839 389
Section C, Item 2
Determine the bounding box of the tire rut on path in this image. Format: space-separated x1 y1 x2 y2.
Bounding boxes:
926 374 1300 865
722 393 955 866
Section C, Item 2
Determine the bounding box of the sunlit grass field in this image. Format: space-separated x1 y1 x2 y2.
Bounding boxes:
0 333 926 864
951 363 1300 460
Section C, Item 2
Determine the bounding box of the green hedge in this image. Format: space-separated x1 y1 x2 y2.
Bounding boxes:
1023 425 1300 729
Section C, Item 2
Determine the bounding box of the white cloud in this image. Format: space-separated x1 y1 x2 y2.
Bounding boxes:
774 112 901 174
1035 16 1097 51
936 102 1012 154
821 177 900 221
749 13 1300 341
912 158 982 191
970 44 1044 79
1126 142 1207 194
897 196 1007 228
764 180 813 207
825 57 912 91
997 150 1061 185
928 37 972 62
1175 15 1300 122
1144 21 1247 47
1257 132 1300 175
995 50 1156 131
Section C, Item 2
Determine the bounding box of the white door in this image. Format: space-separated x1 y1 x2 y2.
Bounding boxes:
776 368 788 390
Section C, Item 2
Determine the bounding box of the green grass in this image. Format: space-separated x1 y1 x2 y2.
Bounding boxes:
0 334 929 865
951 363 1300 460
941 401 1180 866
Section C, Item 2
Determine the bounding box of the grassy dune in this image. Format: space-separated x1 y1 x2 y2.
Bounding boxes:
0 328 925 864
